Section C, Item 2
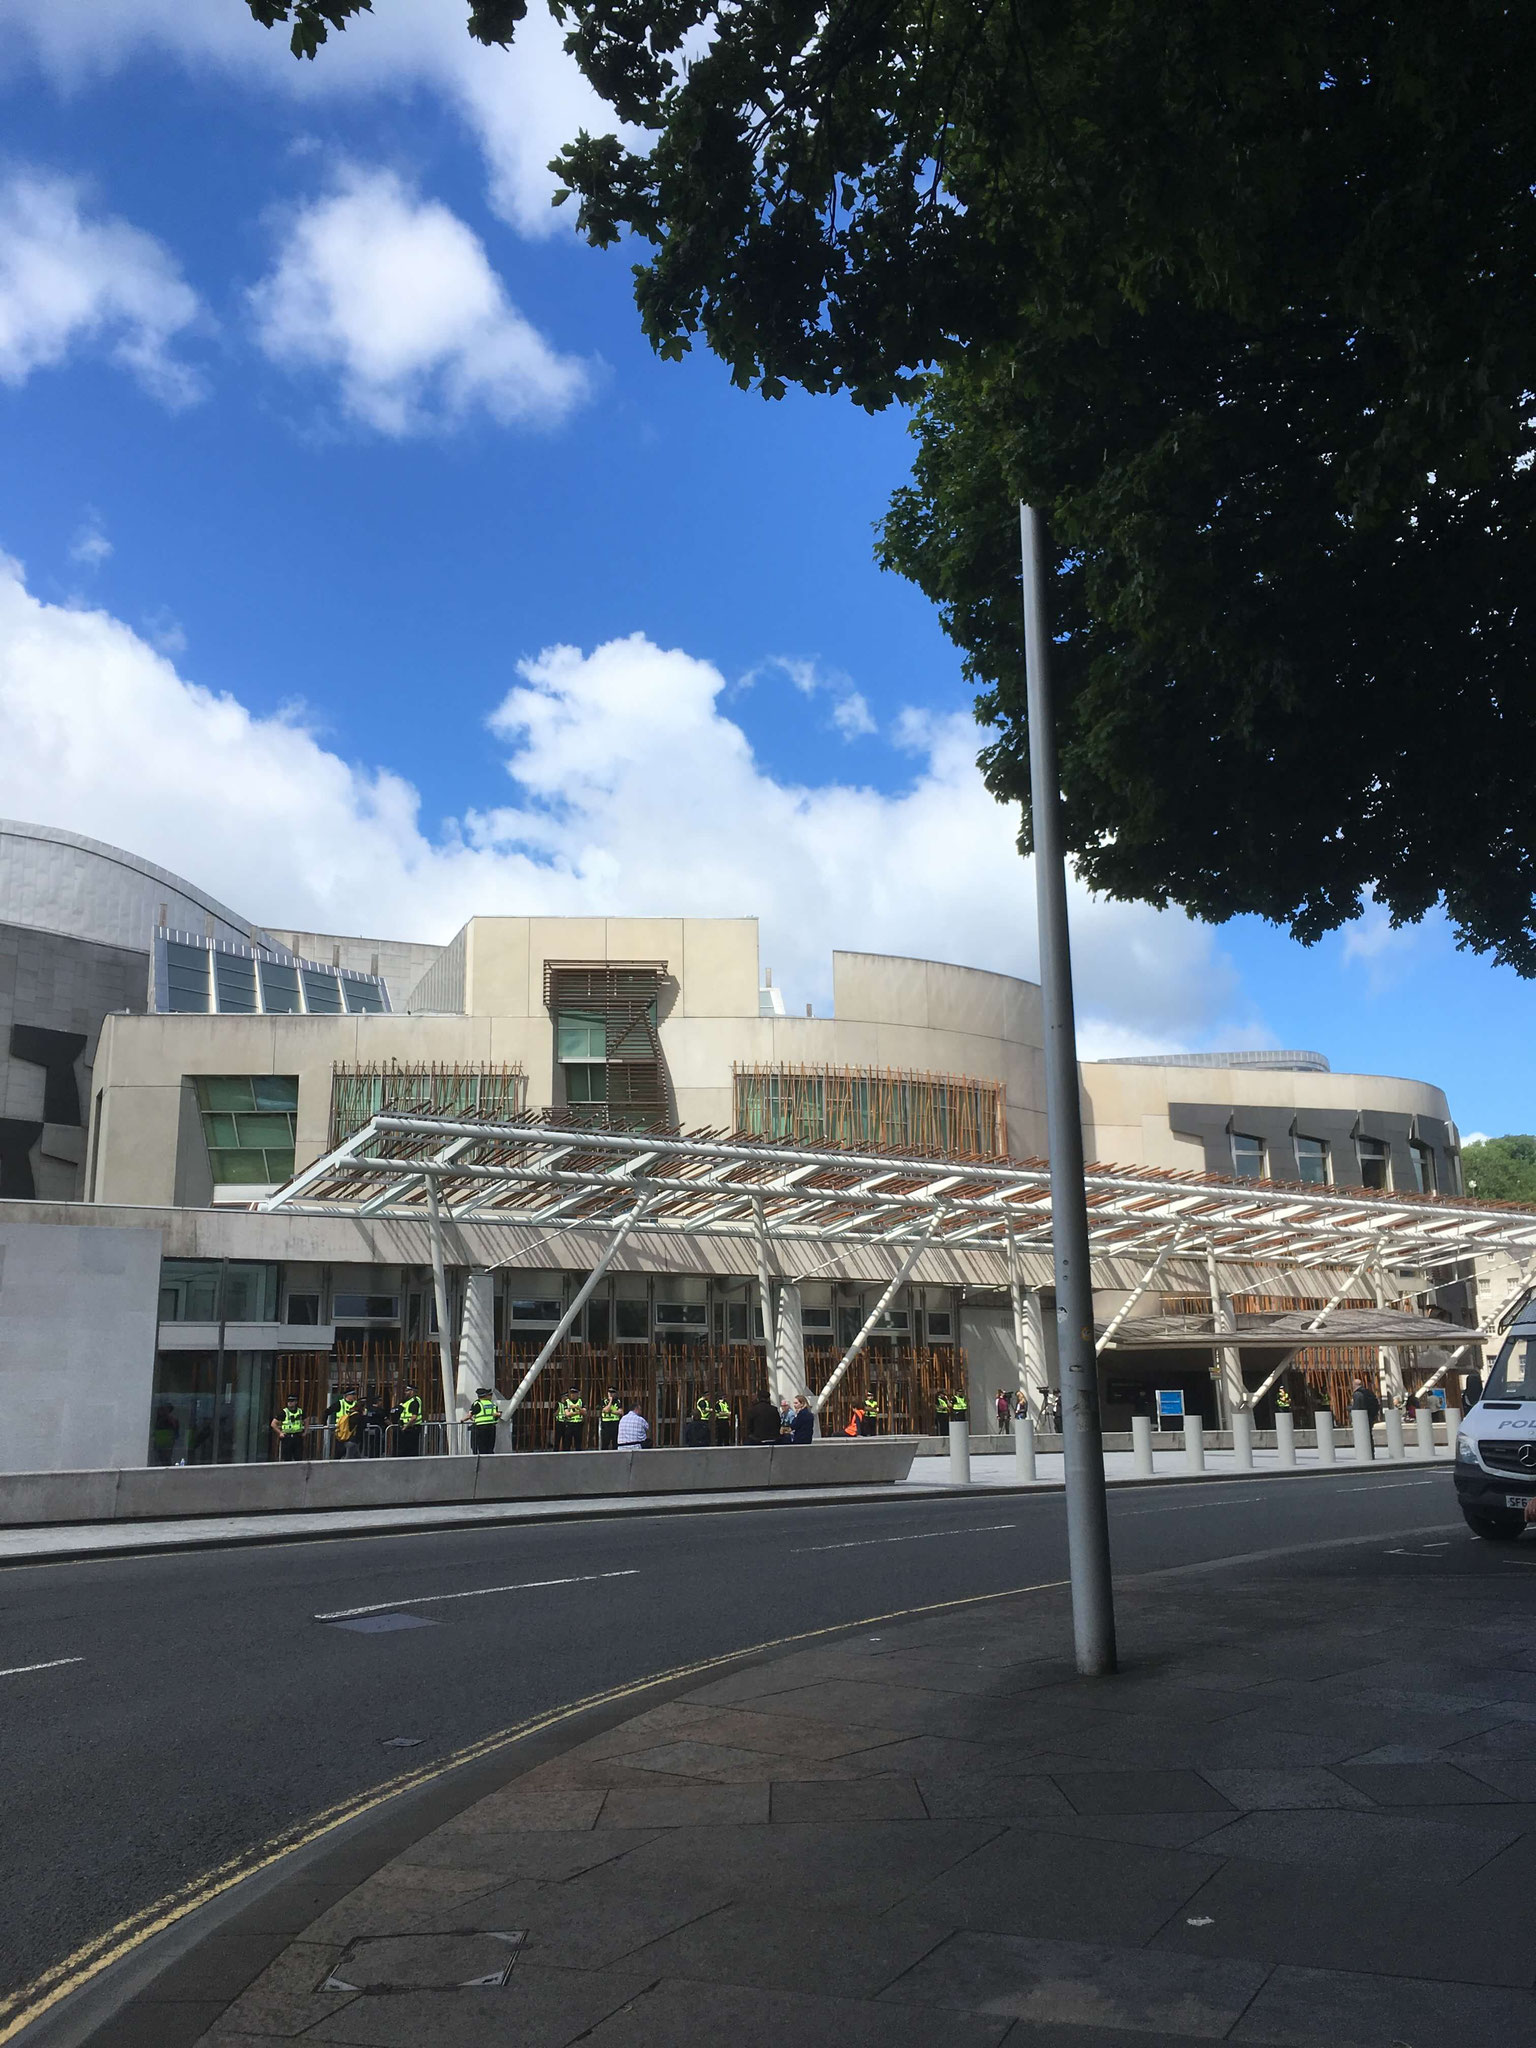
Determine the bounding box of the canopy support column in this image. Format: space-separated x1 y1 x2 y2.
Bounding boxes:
1207 1244 1245 1417
425 1178 461 1454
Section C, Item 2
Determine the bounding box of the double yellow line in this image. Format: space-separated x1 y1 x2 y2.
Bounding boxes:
0 1575 1067 2044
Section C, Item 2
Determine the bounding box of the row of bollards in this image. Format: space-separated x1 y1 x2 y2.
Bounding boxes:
950 1401 1457 1489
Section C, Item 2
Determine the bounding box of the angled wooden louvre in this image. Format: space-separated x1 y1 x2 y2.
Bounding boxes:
545 961 671 1129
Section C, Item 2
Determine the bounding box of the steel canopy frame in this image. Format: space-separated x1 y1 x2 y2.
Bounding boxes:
259 1115 1536 1277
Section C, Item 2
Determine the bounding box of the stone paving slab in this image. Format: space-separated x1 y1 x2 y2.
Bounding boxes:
181 1541 1536 2047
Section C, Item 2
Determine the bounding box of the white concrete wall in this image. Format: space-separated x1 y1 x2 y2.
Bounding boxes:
0 1221 161 1472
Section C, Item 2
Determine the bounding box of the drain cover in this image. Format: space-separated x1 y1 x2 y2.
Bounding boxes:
323 1932 525 1992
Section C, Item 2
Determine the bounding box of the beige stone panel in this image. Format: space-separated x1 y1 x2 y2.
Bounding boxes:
832 951 930 1027
95 1084 183 1205
768 1017 882 1066
1003 976 1045 1049
680 919 759 1017
603 918 685 970
487 1016 551 1099
1083 1061 1452 1126
661 1016 769 1089
922 959 1010 1041
523 917 609 1012
462 918 531 1018
673 1085 733 1131
871 1023 1004 1077
1006 1104 1049 1158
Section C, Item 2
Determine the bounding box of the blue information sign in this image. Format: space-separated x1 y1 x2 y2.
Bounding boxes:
1155 1388 1185 1425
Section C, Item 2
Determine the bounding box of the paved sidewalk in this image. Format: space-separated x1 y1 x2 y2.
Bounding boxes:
153 1501 1536 2048
919 1444 1451 1487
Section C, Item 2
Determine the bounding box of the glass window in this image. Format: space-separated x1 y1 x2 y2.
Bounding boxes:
1410 1140 1437 1194
194 1077 298 1184
1488 1337 1536 1400
259 961 302 1013
333 1293 400 1320
207 1148 274 1184
584 1297 611 1346
212 951 258 1013
1295 1136 1329 1185
1232 1133 1265 1178
221 1264 278 1320
301 967 344 1014
158 1259 221 1321
1358 1136 1391 1190
800 1307 834 1331
926 1310 954 1339
557 1013 607 1061
509 1298 562 1323
614 1298 649 1341
285 1292 320 1325
565 1064 608 1104
252 1076 299 1113
343 977 386 1014
656 1302 707 1328
164 941 211 1013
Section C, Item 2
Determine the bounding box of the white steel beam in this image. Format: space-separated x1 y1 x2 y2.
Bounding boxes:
503 1197 655 1417
425 1178 461 1454
814 1221 939 1414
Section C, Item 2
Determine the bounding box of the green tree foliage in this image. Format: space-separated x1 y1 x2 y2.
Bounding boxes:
242 0 1536 966
1462 1136 1536 1205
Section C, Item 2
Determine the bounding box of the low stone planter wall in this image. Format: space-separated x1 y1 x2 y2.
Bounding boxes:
0 1437 921 1529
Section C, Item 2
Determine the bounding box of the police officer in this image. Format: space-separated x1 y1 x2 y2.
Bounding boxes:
272 1397 307 1462
951 1388 969 1428
935 1389 951 1435
394 1386 424 1457
1274 1383 1292 1414
714 1394 733 1446
863 1389 880 1435
469 1387 500 1456
556 1388 585 1451
599 1389 622 1450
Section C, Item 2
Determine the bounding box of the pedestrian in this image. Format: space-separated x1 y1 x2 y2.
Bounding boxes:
951 1387 969 1429
469 1387 500 1456
863 1388 881 1433
599 1389 622 1450
714 1393 734 1446
843 1399 867 1437
617 1398 649 1447
1275 1383 1292 1414
1047 1390 1062 1431
271 1396 307 1462
1464 1366 1485 1408
150 1403 179 1467
996 1389 1010 1435
745 1386 782 1444
329 1385 362 1459
1350 1375 1381 1460
935 1389 951 1435
555 1388 586 1451
682 1405 713 1447
1014 1390 1029 1424
790 1394 815 1443
778 1396 792 1434
394 1386 424 1456
363 1387 389 1457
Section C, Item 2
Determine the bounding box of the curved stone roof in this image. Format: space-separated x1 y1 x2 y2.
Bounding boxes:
0 819 266 954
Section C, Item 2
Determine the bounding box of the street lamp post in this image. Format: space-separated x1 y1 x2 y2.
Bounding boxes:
1020 502 1118 1678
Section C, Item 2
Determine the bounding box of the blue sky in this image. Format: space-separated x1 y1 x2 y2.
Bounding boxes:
0 1 1528 1138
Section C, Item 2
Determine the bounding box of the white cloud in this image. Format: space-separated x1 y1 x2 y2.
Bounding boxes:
0 553 1250 1048
0 169 201 402
757 655 878 742
68 514 112 569
0 0 616 239
1463 1132 1491 1147
249 165 590 433
830 690 876 738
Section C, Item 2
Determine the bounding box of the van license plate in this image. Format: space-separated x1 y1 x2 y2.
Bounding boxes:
1507 1496 1530 1512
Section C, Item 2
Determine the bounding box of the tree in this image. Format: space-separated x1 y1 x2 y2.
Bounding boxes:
243 0 1536 967
1462 1136 1536 1206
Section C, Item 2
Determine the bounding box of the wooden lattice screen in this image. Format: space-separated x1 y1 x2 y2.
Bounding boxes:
329 1062 527 1146
544 962 671 1130
734 1062 1007 1158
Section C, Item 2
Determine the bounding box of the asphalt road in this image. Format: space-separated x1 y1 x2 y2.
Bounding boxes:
0 1466 1468 2007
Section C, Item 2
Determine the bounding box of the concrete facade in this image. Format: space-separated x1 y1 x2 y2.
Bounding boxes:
0 1220 161 1472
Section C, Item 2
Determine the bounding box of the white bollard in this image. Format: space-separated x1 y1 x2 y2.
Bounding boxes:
1131 1413 1154 1478
1013 1412 1037 1483
1276 1410 1297 1468
1232 1409 1254 1471
1415 1407 1435 1459
1351 1410 1374 1464
1184 1413 1205 1474
1385 1407 1406 1461
949 1414 971 1485
1444 1405 1461 1455
1315 1409 1336 1466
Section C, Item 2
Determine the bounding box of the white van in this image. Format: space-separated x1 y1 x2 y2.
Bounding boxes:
1456 1298 1536 1539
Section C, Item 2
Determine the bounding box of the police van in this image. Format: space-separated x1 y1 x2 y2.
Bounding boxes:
1456 1294 1536 1539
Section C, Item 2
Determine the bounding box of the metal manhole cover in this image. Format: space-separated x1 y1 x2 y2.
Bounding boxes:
322 1931 525 1992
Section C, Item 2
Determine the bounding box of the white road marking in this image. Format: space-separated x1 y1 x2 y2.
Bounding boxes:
794 1524 1016 1554
315 1569 639 1622
0 1656 83 1678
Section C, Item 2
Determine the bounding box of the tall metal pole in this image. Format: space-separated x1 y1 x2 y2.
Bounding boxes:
1020 502 1117 1677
